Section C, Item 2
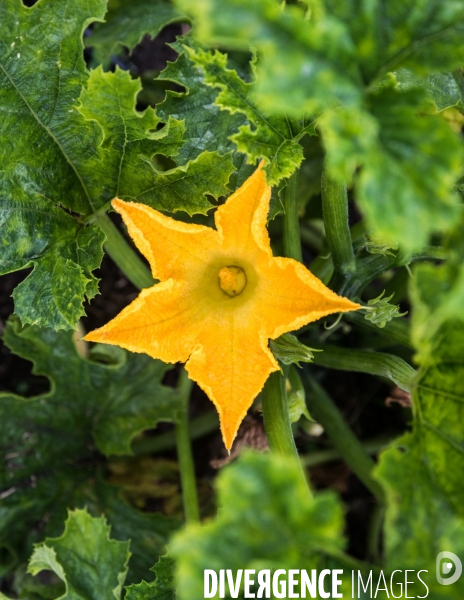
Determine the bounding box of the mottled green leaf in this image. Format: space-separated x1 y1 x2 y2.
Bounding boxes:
89 0 188 66
321 86 461 251
0 317 181 581
1 0 227 329
0 0 108 328
126 555 175 600
1 316 180 457
325 0 464 80
376 323 464 597
29 509 130 600
133 150 235 215
397 69 464 112
411 260 464 362
92 485 180 587
1 206 105 330
189 48 312 185
157 38 247 165
77 66 185 208
178 0 464 114
176 0 361 116
171 452 353 600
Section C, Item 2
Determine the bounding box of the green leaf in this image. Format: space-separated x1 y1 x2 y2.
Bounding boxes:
1 0 231 329
157 38 247 166
88 0 188 67
176 0 362 116
2 316 181 457
28 509 130 600
327 0 464 79
396 69 464 112
133 150 235 215
0 317 181 582
77 66 185 208
0 0 108 329
376 323 464 597
411 261 464 363
1 207 105 330
188 47 312 185
171 452 353 600
77 66 236 216
126 555 175 600
92 484 180 587
179 0 464 114
321 86 462 251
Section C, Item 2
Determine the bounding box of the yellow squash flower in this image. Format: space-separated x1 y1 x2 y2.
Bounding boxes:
85 164 360 449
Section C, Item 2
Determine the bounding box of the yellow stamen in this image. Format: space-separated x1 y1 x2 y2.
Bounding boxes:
218 266 247 297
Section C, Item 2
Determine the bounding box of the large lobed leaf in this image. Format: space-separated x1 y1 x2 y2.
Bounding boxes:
0 316 181 582
376 240 464 598
0 0 235 330
0 0 107 329
376 323 464 597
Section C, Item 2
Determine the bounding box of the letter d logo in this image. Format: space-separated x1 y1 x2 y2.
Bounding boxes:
436 552 462 585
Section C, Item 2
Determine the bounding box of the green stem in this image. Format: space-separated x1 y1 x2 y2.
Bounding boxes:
367 504 385 564
307 341 416 392
261 372 310 490
175 369 200 523
261 371 298 456
303 374 385 502
95 213 154 290
321 167 356 277
282 171 303 262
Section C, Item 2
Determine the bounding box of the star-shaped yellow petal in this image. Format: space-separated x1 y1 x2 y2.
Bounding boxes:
85 163 360 449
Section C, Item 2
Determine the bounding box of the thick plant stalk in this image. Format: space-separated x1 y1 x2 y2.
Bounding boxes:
308 342 416 392
95 212 154 290
261 371 298 456
304 374 385 502
261 372 310 491
321 166 356 277
175 369 200 523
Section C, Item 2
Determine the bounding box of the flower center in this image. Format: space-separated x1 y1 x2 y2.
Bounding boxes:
218 266 247 297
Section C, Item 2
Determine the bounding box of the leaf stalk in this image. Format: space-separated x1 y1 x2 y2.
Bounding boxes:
175 368 200 523
303 374 385 502
282 170 303 262
95 212 155 290
321 167 356 278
